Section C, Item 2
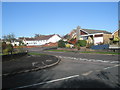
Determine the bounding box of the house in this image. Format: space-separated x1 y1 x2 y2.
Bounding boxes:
109 29 120 50
19 34 61 46
112 29 120 40
65 26 112 45
42 42 58 47
11 41 20 46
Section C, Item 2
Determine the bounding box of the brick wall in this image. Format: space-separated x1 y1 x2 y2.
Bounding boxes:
103 34 112 44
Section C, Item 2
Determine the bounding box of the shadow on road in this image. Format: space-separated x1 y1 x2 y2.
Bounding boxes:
54 78 114 88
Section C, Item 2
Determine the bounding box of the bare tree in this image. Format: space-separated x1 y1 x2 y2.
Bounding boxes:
2 33 16 42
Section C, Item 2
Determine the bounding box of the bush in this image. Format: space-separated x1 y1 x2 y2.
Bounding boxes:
2 43 13 54
7 44 13 53
76 40 87 47
58 40 66 48
65 44 70 48
86 43 94 48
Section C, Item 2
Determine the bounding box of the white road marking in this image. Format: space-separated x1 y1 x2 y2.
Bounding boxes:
110 61 119 64
113 64 120 67
82 71 93 76
104 67 111 70
13 75 79 89
103 64 120 70
32 62 38 66
56 55 119 64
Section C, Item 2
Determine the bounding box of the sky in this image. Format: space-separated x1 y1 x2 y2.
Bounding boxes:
2 2 118 38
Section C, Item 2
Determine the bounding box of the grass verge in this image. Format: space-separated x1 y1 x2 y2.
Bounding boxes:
28 52 47 56
80 51 120 55
47 49 120 55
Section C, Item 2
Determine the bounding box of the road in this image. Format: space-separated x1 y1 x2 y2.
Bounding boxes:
3 48 120 89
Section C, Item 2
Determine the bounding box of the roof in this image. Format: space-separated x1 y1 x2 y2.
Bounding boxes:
19 34 58 41
82 29 112 34
35 34 55 40
112 29 120 35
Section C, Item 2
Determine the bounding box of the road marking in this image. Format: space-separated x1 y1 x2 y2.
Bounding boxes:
32 62 38 66
103 64 120 70
104 67 111 70
12 75 79 89
56 55 119 64
82 71 93 76
113 64 120 67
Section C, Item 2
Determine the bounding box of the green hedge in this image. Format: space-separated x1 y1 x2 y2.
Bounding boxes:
58 40 66 48
76 40 87 47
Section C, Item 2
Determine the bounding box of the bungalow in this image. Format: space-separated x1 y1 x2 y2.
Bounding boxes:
19 34 61 46
65 26 112 45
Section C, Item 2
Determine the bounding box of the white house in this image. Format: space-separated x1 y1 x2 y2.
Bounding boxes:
19 34 61 46
11 41 19 46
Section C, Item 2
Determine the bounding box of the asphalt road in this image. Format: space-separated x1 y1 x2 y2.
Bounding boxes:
2 48 120 89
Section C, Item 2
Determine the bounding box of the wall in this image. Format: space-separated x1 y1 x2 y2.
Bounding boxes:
47 35 61 43
91 44 109 50
103 34 112 44
23 35 61 46
94 37 103 45
24 40 47 46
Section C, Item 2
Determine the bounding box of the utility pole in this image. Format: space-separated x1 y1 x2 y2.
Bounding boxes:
76 26 81 42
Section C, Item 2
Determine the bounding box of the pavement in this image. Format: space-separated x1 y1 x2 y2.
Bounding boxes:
2 54 60 76
2 47 120 89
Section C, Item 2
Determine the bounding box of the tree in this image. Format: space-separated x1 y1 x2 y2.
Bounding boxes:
2 42 13 54
58 40 66 48
2 33 16 42
34 34 41 38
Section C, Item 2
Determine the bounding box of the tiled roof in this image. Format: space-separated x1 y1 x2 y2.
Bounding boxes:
82 29 112 34
35 34 55 40
19 34 56 41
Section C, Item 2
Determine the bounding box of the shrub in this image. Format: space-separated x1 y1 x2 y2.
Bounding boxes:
65 44 70 48
7 44 13 54
58 40 66 48
2 43 14 54
76 40 87 47
86 43 94 48
3 48 9 54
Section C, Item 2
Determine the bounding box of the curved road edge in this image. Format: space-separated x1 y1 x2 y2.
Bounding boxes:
3 56 61 77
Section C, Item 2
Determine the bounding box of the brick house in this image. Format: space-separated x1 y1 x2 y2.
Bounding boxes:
65 26 112 45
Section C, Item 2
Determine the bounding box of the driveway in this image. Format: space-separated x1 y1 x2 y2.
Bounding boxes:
2 47 120 89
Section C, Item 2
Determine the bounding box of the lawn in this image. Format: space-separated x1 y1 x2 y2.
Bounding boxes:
80 51 120 55
28 52 47 56
47 49 120 55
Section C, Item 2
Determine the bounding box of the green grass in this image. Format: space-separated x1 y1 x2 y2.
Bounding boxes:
47 49 120 55
28 52 47 56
